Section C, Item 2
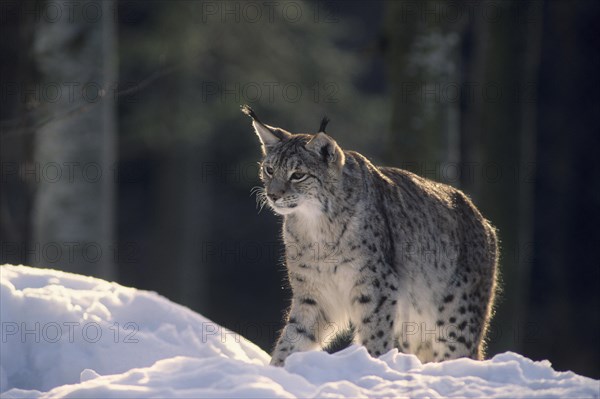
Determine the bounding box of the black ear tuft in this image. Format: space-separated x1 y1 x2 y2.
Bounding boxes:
318 115 330 133
242 105 292 153
241 104 262 124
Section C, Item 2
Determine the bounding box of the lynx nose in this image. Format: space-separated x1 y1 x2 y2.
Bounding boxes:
267 192 282 201
267 181 286 202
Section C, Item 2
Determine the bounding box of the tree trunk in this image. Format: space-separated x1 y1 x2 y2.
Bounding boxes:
471 0 543 355
513 0 543 348
32 0 117 279
384 0 462 184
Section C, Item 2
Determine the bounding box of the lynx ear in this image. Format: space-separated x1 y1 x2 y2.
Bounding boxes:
306 132 345 168
241 105 290 153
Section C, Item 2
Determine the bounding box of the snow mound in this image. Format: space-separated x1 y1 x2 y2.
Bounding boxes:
0 265 266 394
1 265 598 398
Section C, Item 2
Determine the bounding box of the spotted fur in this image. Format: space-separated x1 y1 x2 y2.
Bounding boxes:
242 105 498 366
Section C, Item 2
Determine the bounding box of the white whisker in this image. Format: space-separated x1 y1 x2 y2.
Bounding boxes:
250 186 268 213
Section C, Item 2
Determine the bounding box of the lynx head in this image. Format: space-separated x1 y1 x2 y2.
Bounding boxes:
242 105 345 216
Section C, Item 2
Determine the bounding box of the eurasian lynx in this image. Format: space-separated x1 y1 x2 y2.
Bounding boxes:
242 105 498 366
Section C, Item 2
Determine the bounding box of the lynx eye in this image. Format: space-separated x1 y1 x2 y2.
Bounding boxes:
264 165 274 177
290 172 307 182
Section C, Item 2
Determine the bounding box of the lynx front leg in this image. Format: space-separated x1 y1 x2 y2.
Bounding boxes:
270 295 329 366
351 277 397 357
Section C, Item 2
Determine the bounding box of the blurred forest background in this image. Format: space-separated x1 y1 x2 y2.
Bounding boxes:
1 0 598 378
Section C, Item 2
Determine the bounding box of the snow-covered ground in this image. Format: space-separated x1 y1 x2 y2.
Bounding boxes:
1 265 598 398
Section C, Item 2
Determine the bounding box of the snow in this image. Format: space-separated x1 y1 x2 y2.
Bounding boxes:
1 265 598 398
